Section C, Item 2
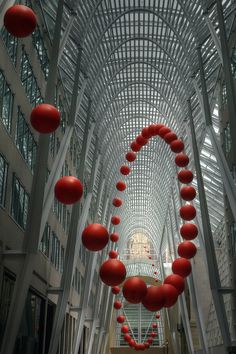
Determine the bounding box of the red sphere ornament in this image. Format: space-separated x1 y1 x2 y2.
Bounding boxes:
151 332 157 338
126 151 136 162
178 170 194 184
142 285 165 311
180 205 196 221
162 284 179 307
124 334 131 342
159 126 171 138
122 277 147 304
178 241 197 259
147 338 153 344
4 5 37 37
136 135 148 146
112 286 121 294
111 215 121 225
152 263 155 267
130 141 141 152
142 127 152 139
116 180 126 191
154 271 157 275
172 258 192 278
129 339 136 347
121 325 129 334
117 315 125 323
114 300 122 310
31 104 60 133
180 223 198 240
144 343 150 349
120 165 131 175
54 176 83 205
180 186 196 201
170 139 185 153
155 313 160 319
164 132 178 144
152 323 157 329
100 259 126 286
164 274 185 294
148 256 152 259
110 233 119 242
113 197 123 207
175 153 189 167
151 123 165 136
82 223 109 251
109 250 118 259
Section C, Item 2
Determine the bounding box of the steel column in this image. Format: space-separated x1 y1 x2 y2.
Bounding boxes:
204 14 223 64
188 98 232 350
0 2 65 353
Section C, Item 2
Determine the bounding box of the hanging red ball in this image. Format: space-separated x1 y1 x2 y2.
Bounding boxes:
142 285 165 311
100 259 126 286
155 313 160 319
162 284 179 307
178 170 193 184
124 334 131 342
122 277 147 304
164 274 185 294
114 300 122 309
170 139 185 153
129 339 136 347
54 176 83 205
152 323 157 329
120 165 131 175
82 223 109 251
172 258 192 278
178 241 197 259
151 332 157 338
126 151 136 162
144 343 150 349
151 123 165 136
141 127 152 139
111 215 121 225
180 223 198 240
121 325 129 334
152 264 155 267
116 180 126 191
136 135 148 146
117 315 125 323
147 338 153 344
109 250 118 259
110 233 119 242
175 153 189 167
113 197 123 207
159 126 171 138
164 132 178 144
180 205 196 221
148 256 152 259
112 286 121 294
30 104 60 133
180 186 196 201
4 5 37 38
130 141 141 152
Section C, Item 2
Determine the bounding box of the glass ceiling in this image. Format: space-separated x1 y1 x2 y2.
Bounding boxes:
40 0 234 256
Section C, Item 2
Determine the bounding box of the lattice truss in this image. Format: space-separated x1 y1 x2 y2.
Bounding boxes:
39 0 235 255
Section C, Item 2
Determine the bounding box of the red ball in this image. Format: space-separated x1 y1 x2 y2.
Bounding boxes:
136 135 148 146
129 339 136 347
148 256 152 259
178 170 193 184
111 215 121 225
30 104 60 133
178 241 197 259
155 313 160 319
180 224 198 240
82 224 109 251
164 274 185 294
120 165 131 175
121 325 129 333
4 5 36 37
112 286 120 294
154 271 157 275
116 180 126 191
54 176 83 204
113 197 123 207
100 259 126 286
172 258 192 278
147 338 153 344
126 151 136 162
159 126 171 138
110 233 119 242
124 334 131 342
122 277 147 304
114 300 122 309
180 205 196 221
130 141 141 152
141 127 152 139
180 186 196 201
109 250 118 259
152 323 157 329
164 132 178 144
175 153 189 167
142 286 165 311
151 332 156 338
117 315 125 323
151 123 165 136
152 264 155 267
162 284 179 307
144 343 150 349
170 139 185 153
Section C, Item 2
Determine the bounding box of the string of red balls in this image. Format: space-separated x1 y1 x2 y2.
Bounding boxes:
3 6 198 352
